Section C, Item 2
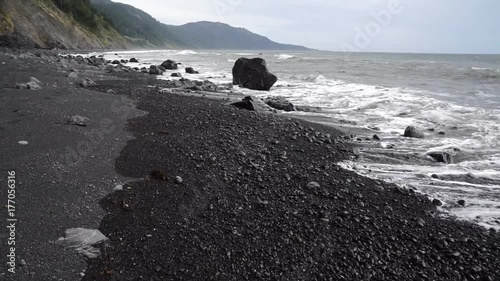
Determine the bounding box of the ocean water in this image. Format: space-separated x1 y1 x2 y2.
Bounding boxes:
91 50 500 230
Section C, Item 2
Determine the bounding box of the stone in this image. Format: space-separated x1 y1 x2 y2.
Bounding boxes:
264 96 295 112
175 176 183 184
404 126 425 138
306 181 320 189
18 141 28 145
80 78 97 88
231 96 272 113
113 185 124 191
373 134 381 141
66 115 90 126
56 228 108 259
432 198 443 206
232 57 278 91
185 67 199 74
68 72 80 83
427 152 452 164
149 65 163 75
457 200 466 206
171 72 182 77
161 59 178 70
129 58 139 63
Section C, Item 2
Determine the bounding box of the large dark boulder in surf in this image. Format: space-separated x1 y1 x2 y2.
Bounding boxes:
264 96 296 112
427 152 452 164
161 59 178 70
404 126 425 138
129 58 139 63
232 58 278 91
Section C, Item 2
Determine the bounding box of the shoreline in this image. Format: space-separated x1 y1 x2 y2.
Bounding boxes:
1 48 499 280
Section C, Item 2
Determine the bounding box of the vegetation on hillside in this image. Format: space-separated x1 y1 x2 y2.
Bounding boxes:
89 0 308 50
90 0 169 46
0 5 14 33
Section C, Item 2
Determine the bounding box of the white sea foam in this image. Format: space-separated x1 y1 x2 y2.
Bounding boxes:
275 54 296 60
175 50 199 55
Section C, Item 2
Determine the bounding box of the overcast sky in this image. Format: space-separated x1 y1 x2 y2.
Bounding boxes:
113 0 499 54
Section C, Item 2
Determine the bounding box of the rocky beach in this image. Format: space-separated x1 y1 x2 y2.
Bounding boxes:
0 48 500 281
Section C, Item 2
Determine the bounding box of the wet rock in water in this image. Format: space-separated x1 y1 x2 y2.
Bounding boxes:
129 58 139 63
431 174 441 179
373 134 381 141
161 59 178 70
66 115 90 127
87 56 105 66
185 67 199 74
295 106 322 113
404 126 425 138
438 131 446 135
432 198 443 206
231 96 271 113
232 57 278 91
120 59 128 64
56 228 108 259
171 72 182 77
80 78 97 88
75 56 85 64
264 96 295 112
149 65 163 75
457 200 466 206
427 152 452 164
112 60 120 65
16 77 42 90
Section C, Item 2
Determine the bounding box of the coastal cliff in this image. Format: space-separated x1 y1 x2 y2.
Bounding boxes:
0 0 128 49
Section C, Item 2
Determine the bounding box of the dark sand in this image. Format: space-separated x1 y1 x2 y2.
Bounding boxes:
0 49 499 281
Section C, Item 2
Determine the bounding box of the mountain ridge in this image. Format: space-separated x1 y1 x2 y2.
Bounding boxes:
0 0 310 50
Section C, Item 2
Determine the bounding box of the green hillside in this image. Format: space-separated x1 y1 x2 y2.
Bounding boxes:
90 0 309 50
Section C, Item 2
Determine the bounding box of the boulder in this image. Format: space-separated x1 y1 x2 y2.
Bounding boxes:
80 78 97 88
185 67 199 74
149 65 163 75
232 58 277 91
68 72 80 83
16 77 41 90
129 58 139 63
87 56 105 66
404 126 425 138
112 60 120 65
171 72 182 77
75 56 85 64
161 59 178 70
427 152 452 164
56 228 108 259
187 80 217 92
264 96 295 112
231 96 272 113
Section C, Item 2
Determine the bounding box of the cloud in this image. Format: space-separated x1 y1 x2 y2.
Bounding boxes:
111 0 500 54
